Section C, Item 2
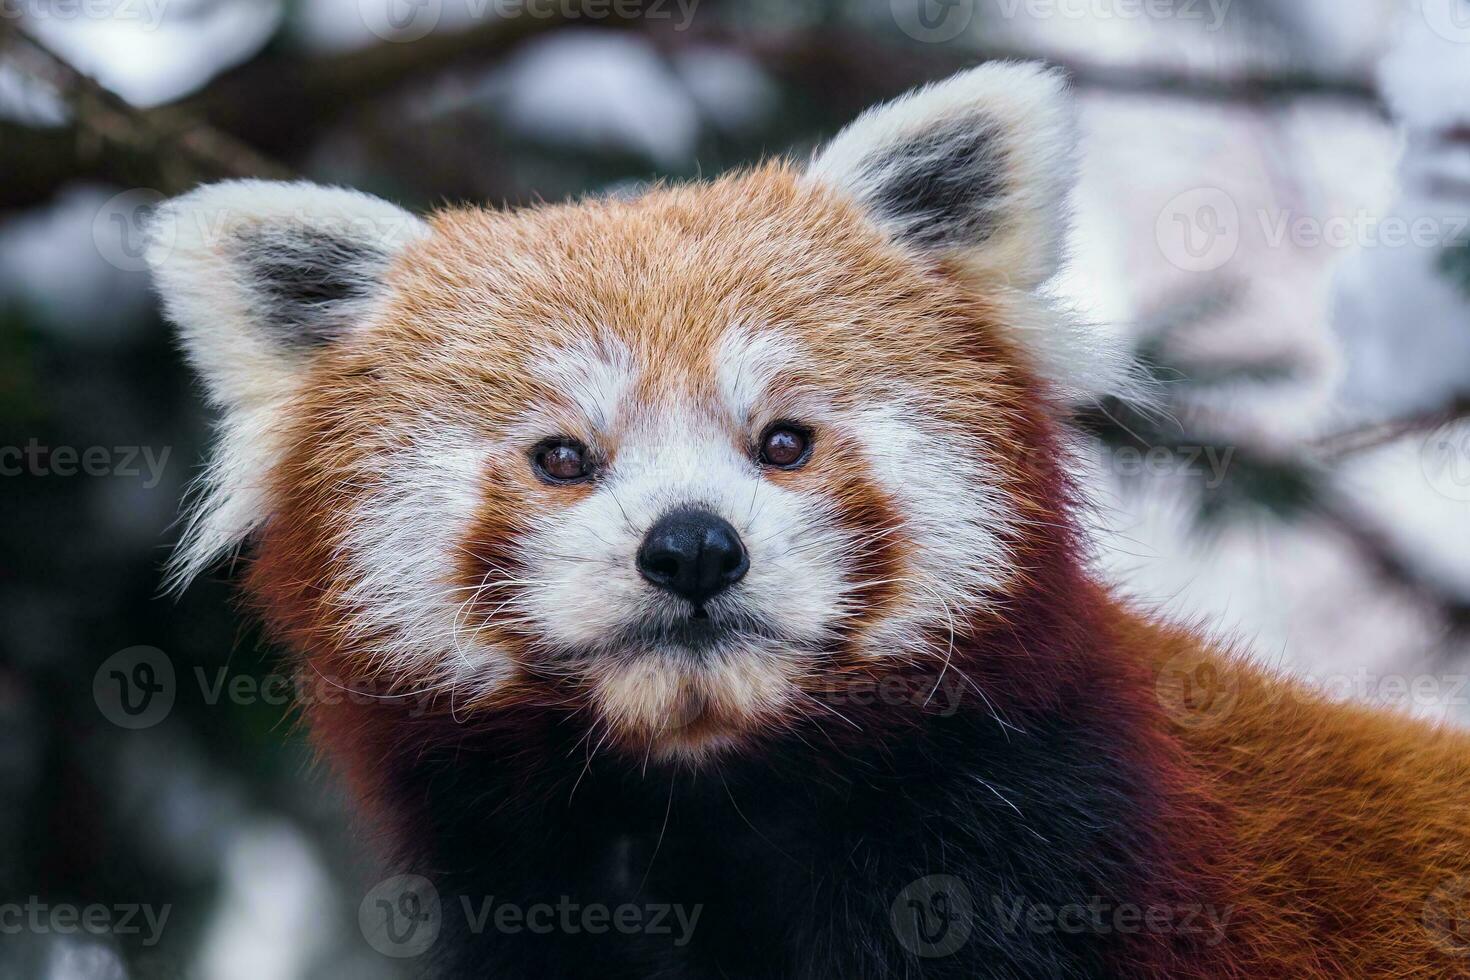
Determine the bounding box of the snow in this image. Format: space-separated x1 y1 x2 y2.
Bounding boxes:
0 186 153 343
1053 0 1470 725
487 31 701 167
1087 455 1470 725
1379 3 1470 131
0 60 68 126
23 0 281 107
3 17 1470 978
672 46 778 136
1332 3 1470 418
194 820 343 980
1059 91 1398 437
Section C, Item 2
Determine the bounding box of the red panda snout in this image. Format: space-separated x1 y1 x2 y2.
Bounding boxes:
635 508 750 609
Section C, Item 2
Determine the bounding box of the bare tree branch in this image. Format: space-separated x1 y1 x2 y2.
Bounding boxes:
1 23 293 196
176 8 634 161
1315 396 1470 460
674 25 1385 122
1313 493 1470 636
0 6 633 209
3 10 1387 212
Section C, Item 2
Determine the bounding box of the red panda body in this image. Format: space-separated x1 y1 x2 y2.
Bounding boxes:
148 64 1470 978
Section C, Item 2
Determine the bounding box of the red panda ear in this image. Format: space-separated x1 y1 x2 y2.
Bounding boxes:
806 62 1076 293
145 179 427 587
807 63 1130 403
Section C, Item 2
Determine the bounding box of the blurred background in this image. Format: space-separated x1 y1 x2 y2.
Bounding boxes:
2 0 1469 976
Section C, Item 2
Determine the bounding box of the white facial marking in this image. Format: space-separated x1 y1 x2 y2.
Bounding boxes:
516 402 850 657
339 422 503 694
332 326 1019 752
529 333 637 434
715 325 805 423
841 402 1016 658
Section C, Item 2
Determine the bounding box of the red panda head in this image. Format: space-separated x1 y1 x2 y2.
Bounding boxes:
150 63 1125 761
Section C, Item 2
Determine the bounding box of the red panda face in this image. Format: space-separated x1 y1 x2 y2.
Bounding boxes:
149 64 1124 760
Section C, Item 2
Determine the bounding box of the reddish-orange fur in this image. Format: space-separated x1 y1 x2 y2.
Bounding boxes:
1146 616 1470 976
238 164 1470 975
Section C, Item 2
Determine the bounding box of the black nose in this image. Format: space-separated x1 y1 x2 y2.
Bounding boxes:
637 509 749 607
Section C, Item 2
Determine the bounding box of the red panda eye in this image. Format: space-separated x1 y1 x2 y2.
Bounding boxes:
758 424 811 469
533 440 592 483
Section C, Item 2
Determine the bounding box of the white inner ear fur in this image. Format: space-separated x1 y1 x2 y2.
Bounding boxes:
146 179 427 587
805 62 1130 404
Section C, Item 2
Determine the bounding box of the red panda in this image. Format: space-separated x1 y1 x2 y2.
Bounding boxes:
147 63 1470 978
